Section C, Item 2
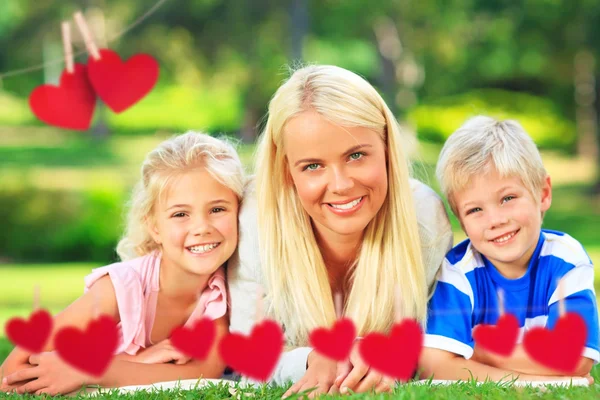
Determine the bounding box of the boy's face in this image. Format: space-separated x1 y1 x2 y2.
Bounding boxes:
453 168 552 277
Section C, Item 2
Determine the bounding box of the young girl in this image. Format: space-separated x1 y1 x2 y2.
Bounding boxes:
1 131 245 396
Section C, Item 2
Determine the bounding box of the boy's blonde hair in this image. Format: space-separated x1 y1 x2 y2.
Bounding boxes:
116 131 245 261
436 116 548 216
256 64 427 345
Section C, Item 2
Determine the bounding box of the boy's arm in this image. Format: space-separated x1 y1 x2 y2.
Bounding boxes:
419 347 580 382
0 276 119 392
472 344 593 377
473 262 598 377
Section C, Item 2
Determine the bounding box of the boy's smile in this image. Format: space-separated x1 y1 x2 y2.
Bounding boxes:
453 167 552 278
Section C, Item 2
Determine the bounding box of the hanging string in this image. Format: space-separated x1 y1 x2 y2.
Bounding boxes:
0 0 171 80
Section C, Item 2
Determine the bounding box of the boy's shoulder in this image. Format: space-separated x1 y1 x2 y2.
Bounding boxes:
540 229 592 266
443 238 483 274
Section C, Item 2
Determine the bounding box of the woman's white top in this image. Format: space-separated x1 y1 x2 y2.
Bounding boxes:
227 178 453 384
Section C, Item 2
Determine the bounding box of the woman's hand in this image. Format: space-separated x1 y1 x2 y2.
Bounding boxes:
334 341 395 394
134 339 191 365
3 352 94 396
283 350 338 398
1 363 35 393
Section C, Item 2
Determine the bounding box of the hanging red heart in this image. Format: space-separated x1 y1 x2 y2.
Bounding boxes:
87 49 159 113
359 319 423 381
309 318 356 361
219 320 284 382
170 318 216 360
54 315 118 377
5 309 53 354
29 63 96 130
523 312 587 374
473 313 519 356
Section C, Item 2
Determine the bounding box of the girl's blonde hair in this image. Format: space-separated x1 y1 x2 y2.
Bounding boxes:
117 131 245 261
436 116 548 216
256 65 427 345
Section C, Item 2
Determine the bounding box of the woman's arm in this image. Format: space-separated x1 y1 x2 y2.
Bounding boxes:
0 276 119 391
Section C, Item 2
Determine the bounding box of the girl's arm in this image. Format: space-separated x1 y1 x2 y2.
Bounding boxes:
93 315 228 387
419 347 581 382
0 275 119 390
472 344 593 377
3 315 227 395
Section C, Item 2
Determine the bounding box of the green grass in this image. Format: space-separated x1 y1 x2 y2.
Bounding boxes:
0 343 599 400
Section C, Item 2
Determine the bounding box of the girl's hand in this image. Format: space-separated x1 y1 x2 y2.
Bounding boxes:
334 342 394 394
134 339 191 365
283 350 338 398
4 352 94 396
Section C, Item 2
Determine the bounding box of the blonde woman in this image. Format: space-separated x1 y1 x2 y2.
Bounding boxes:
227 65 453 395
2 132 245 395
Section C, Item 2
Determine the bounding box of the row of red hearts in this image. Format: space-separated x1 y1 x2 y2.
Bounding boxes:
29 48 159 131
5 310 587 383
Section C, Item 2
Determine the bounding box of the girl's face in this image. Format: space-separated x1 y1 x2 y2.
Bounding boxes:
283 109 388 243
149 168 239 277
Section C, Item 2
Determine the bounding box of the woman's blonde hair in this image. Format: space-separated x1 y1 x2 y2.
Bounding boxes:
436 116 548 216
256 65 427 345
117 131 245 261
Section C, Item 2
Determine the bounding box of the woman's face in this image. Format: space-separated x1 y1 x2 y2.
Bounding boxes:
283 109 388 241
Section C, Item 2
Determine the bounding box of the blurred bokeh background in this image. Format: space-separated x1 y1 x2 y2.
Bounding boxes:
0 0 599 355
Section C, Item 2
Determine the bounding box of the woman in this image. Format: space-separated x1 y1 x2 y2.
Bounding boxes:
227 65 453 396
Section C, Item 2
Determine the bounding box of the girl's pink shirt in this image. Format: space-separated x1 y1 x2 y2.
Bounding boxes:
83 251 227 355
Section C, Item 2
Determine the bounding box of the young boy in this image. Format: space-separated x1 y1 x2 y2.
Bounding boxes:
420 116 599 382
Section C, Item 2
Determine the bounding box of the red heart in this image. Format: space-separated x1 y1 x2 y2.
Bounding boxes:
309 318 356 361
170 318 216 360
219 320 284 382
54 315 118 377
29 63 96 130
5 309 53 353
359 319 423 381
473 313 519 356
523 312 587 374
87 49 159 113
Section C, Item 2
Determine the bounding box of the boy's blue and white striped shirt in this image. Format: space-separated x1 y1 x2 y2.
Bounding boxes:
424 229 600 362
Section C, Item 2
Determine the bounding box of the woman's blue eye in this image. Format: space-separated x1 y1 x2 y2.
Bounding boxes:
349 152 364 160
304 163 320 171
502 196 515 203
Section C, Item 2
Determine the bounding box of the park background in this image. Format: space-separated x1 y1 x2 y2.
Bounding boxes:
0 0 599 389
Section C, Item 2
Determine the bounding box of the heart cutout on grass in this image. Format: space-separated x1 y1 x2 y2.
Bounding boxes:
473 313 519 356
309 318 356 361
170 318 216 360
219 320 284 382
54 315 118 377
5 309 53 353
87 49 159 113
523 312 587 374
359 319 423 381
29 63 96 130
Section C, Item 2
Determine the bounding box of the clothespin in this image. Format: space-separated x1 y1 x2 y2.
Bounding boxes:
73 11 101 61
61 22 74 74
